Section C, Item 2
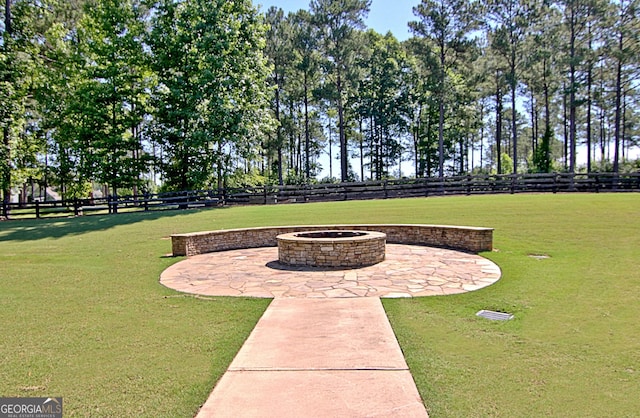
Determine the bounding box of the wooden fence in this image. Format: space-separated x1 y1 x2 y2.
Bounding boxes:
2 172 639 220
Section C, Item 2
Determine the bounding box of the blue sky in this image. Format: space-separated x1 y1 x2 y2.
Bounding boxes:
255 0 417 41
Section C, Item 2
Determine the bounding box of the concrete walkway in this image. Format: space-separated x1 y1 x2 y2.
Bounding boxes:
159 244 501 417
196 298 428 417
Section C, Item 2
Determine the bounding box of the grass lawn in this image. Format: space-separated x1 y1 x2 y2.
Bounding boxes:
1 193 638 417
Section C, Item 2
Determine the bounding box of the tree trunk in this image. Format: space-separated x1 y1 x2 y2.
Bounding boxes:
510 54 518 175
2 127 10 210
438 43 445 179
304 72 310 179
369 113 375 179
4 0 10 36
530 90 536 155
543 65 551 172
275 72 284 185
337 69 348 182
328 113 333 179
586 20 593 173
2 0 12 211
613 30 623 173
568 6 577 173
414 106 422 177
562 81 568 170
479 101 485 172
495 70 503 175
359 118 364 181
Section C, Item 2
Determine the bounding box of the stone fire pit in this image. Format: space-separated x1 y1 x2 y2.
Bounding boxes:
276 230 386 268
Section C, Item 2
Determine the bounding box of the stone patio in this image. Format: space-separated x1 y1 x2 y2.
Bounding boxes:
160 244 501 298
159 241 502 417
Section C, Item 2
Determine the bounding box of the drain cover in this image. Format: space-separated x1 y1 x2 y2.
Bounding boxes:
476 310 514 321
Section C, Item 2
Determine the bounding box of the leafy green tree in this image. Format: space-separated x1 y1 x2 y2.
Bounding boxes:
1 0 34 207
148 0 272 190
70 0 152 196
608 0 639 172
558 0 593 173
487 0 534 175
410 0 480 178
523 2 563 173
264 7 292 185
404 36 439 177
291 9 322 180
311 0 371 182
32 1 88 199
355 30 412 179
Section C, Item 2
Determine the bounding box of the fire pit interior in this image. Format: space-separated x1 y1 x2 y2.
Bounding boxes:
296 231 367 239
277 230 386 268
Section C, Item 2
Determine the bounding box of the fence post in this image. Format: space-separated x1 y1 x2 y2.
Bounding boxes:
73 198 79 216
466 175 472 195
108 194 118 214
569 172 576 191
144 191 149 211
35 200 40 219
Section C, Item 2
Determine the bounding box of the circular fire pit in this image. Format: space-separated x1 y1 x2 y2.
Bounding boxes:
276 230 386 268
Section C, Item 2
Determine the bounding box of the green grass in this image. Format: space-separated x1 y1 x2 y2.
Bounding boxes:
1 194 639 417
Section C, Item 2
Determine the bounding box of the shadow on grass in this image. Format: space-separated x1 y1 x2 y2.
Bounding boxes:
0 207 229 242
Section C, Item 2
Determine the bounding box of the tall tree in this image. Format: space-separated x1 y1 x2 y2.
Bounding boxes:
0 0 60 207
405 36 441 177
524 2 562 173
609 0 639 172
33 0 88 199
355 30 411 179
291 9 321 180
487 0 533 175
72 0 151 196
1 0 16 208
559 0 591 173
410 0 479 178
148 0 272 190
264 7 292 185
311 0 371 182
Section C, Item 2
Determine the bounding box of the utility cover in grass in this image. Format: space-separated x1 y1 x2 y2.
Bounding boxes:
476 310 514 321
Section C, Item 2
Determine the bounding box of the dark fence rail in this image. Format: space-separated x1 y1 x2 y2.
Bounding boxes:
2 172 639 220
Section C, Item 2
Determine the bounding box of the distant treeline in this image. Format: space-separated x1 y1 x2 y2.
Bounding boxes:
1 0 638 205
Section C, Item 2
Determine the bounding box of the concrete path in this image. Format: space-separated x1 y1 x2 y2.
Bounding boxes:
159 244 501 417
196 298 428 417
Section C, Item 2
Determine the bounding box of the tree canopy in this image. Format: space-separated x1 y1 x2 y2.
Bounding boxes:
1 0 638 203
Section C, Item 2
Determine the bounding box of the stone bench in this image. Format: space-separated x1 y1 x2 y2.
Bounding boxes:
171 224 493 257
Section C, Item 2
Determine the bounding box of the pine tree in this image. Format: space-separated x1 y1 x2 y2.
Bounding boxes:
311 0 371 182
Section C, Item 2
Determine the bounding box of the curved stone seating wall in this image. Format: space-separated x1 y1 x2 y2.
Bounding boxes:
171 224 493 257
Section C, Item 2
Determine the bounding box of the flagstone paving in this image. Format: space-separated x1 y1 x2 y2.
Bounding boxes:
160 243 502 417
160 244 501 298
